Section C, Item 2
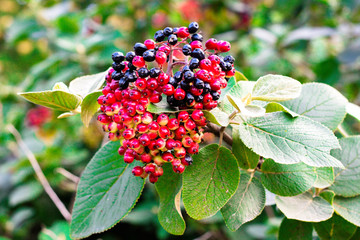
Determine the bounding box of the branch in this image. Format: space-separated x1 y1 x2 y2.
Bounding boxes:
56 168 80 183
6 124 72 222
205 123 233 146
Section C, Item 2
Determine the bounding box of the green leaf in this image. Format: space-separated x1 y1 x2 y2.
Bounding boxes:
19 90 82 112
52 82 70 92
155 164 185 235
314 214 357 240
347 102 360 122
275 192 334 222
314 167 334 188
39 221 71 240
350 228 360 240
282 83 348 130
57 112 77 119
182 144 240 220
329 136 360 197
333 196 360 227
219 81 255 114
261 159 316 196
219 76 236 101
203 108 229 127
251 75 302 102
237 112 343 168
320 190 335 205
70 142 145 239
68 70 108 98
265 102 299 117
147 96 178 114
81 91 102 127
9 182 42 206
278 218 313 240
227 95 265 117
234 70 248 81
232 128 259 169
221 172 265 231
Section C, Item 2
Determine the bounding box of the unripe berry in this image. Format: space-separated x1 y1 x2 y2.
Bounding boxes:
175 147 186 158
162 152 174 162
153 155 164 165
129 139 141 149
142 112 153 124
134 146 145 154
182 135 194 148
132 166 144 176
191 132 202 143
178 111 189 122
136 104 146 114
108 122 118 133
157 114 169 126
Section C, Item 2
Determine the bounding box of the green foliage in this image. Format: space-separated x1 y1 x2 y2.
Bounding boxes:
278 218 313 240
333 196 360 227
221 172 265 231
182 144 240 220
313 214 357 240
155 164 185 235
232 128 259 169
81 91 102 127
70 142 145 239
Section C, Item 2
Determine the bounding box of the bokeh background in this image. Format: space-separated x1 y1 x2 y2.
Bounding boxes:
1 0 360 239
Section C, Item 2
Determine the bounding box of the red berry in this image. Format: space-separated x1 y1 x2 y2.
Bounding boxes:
155 51 167 65
132 166 144 176
162 84 175 96
137 123 148 133
123 129 135 139
217 40 231 52
199 59 212 70
178 111 189 122
149 93 162 103
142 89 153 98
210 80 221 91
168 118 180 130
182 136 193 147
147 78 158 90
194 103 203 109
174 147 186 158
190 40 202 50
177 27 190 38
148 131 158 140
203 93 213 103
173 164 185 173
139 98 150 107
158 45 171 55
208 55 221 65
166 139 176 150
162 152 174 162
132 56 145 68
97 114 112 124
158 73 170 86
134 78 147 90
145 163 156 173
159 126 170 139
142 112 153 124
118 146 126 155
129 89 141 100
187 142 199 154
190 86 203 96
184 119 196 131
154 167 164 177
172 158 181 167
124 154 135 163
144 39 156 49
191 109 204 121
148 121 160 132
175 126 187 139
174 88 186 100
149 174 158 183
205 38 218 50
141 153 152 163
156 138 166 149
157 114 169 126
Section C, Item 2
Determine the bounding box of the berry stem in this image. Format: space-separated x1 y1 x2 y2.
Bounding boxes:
166 45 174 76
206 123 233 146
218 126 226 146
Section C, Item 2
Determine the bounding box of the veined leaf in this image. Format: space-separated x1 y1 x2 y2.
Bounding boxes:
314 214 357 240
265 102 299 117
313 167 334 188
203 108 229 127
69 70 108 98
333 196 360 227
251 75 302 102
237 112 343 168
282 83 348 130
81 91 102 127
155 164 185 235
70 142 145 239
219 81 255 114
279 218 313 240
232 128 259 169
182 144 240 220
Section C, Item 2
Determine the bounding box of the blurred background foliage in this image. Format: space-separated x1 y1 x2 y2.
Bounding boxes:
0 0 360 239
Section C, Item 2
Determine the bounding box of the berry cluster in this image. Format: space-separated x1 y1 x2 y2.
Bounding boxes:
97 22 234 183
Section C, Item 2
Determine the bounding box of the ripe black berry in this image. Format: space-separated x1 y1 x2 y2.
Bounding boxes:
184 154 193 165
182 44 192 56
168 77 177 87
125 71 137 82
191 48 205 60
112 52 125 63
112 62 125 72
167 95 176 106
210 91 220 100
118 79 129 90
191 33 203 42
220 61 232 71
224 55 235 64
149 68 161 78
183 71 195 82
111 71 122 80
134 43 148 56
185 93 195 105
203 82 211 94
125 51 136 62
168 34 178 45
154 30 165 42
138 67 149 78
174 71 183 82
180 81 190 90
188 22 199 34
163 27 173 36
182 66 191 73
143 49 156 62
194 79 204 89
194 95 203 102
189 58 199 70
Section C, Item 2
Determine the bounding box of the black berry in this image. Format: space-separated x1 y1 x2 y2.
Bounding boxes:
188 22 199 34
112 52 125 63
154 30 165 42
182 44 192 56
134 43 147 56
